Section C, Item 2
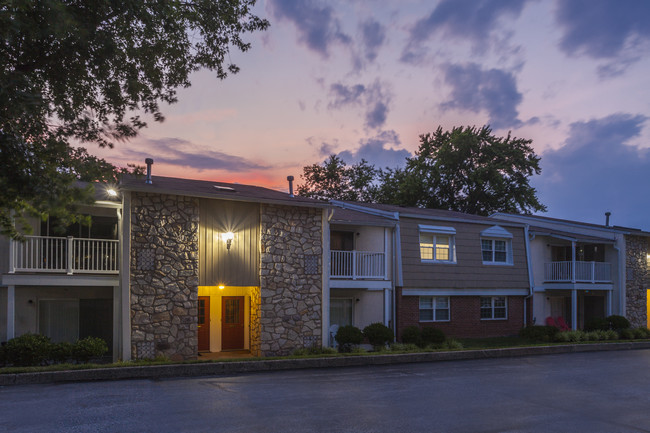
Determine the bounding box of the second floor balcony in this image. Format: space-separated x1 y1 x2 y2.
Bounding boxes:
9 235 119 275
544 261 611 283
331 250 386 280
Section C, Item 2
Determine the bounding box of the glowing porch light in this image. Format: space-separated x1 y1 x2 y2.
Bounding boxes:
221 231 235 250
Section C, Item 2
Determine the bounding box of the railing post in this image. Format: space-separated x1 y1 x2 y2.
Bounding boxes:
66 236 74 275
8 238 15 273
591 261 595 283
571 241 576 283
352 251 357 280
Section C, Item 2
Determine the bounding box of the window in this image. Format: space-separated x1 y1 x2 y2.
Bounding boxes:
419 225 456 263
419 296 450 322
480 226 513 265
480 296 507 320
330 298 354 327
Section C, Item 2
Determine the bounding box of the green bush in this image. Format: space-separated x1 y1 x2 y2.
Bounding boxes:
421 327 446 346
555 330 585 343
0 343 6 367
72 337 108 363
362 323 394 349
292 346 337 356
604 330 619 340
584 317 609 332
335 325 363 353
519 325 559 342
606 315 631 330
440 339 463 350
389 343 420 352
50 341 74 364
400 326 422 346
4 333 53 366
633 327 650 339
618 328 635 340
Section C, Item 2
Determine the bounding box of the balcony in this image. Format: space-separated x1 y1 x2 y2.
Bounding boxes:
544 261 611 283
330 250 386 279
9 236 119 275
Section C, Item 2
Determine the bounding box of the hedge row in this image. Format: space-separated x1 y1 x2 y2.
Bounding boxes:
0 334 108 367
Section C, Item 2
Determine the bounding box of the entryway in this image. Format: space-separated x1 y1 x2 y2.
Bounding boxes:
222 296 244 350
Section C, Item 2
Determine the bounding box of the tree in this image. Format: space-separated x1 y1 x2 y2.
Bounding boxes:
378 126 546 215
1 0 269 238
297 155 379 202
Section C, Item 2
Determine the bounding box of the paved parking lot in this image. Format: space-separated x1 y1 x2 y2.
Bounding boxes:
2 349 650 432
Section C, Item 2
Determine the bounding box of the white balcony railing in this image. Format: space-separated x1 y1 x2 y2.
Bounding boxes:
331 250 386 279
9 236 119 275
544 261 611 283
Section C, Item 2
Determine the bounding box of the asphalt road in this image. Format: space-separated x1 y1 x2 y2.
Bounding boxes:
2 349 650 433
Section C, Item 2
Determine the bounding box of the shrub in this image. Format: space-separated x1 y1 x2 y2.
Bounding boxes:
0 343 6 367
633 327 650 339
604 330 619 340
421 327 446 346
400 326 422 346
618 328 635 340
555 330 585 343
389 343 420 352
72 337 108 363
519 325 559 342
292 346 337 356
335 325 363 353
362 323 394 349
441 339 463 350
4 333 53 367
606 315 630 330
584 318 609 332
50 342 74 364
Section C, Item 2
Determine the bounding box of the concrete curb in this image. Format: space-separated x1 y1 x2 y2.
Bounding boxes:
2 341 650 386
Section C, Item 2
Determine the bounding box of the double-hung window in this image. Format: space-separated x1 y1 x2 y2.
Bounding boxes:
480 296 507 320
419 225 456 263
480 226 513 265
419 296 450 322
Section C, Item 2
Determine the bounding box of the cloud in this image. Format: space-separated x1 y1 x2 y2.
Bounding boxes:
359 19 386 63
402 0 528 62
555 1 650 60
534 113 650 228
338 130 410 169
328 80 392 129
440 63 523 129
268 0 350 58
122 137 267 172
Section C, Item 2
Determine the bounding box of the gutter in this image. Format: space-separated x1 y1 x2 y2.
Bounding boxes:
523 224 534 326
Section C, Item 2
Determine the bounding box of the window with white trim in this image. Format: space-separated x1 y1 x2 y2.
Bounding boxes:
480 296 507 320
419 225 456 263
419 296 450 322
480 226 513 265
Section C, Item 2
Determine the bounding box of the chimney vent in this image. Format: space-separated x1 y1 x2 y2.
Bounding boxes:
145 158 154 184
605 211 611 227
287 175 295 197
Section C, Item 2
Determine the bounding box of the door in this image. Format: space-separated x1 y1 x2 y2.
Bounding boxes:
222 296 245 350
198 296 210 351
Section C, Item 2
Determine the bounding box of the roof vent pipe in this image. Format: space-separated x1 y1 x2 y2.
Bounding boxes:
605 211 611 227
287 175 294 197
145 158 154 184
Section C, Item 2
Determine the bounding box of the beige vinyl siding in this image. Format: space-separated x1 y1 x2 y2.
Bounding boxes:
401 218 529 289
199 199 260 287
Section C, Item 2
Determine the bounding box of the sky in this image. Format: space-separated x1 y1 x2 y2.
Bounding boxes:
95 0 650 230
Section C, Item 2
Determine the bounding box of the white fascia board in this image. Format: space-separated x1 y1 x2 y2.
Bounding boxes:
330 200 399 220
403 213 526 228
418 224 456 235
491 213 631 235
402 288 529 297
1 274 119 287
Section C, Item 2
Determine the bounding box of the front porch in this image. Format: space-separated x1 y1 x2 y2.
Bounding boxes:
536 288 612 330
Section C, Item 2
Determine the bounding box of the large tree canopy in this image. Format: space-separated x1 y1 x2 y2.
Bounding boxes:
299 126 546 216
297 155 378 202
1 0 268 238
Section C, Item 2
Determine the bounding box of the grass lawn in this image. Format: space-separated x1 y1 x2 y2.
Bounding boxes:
457 336 535 349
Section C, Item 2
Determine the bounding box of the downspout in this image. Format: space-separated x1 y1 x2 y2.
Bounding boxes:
393 222 403 338
523 224 534 326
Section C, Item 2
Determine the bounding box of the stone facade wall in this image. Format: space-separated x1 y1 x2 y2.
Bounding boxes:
259 204 323 356
625 235 648 328
250 286 261 356
130 193 199 361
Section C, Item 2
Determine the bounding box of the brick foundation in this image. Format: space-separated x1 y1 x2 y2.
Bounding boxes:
397 289 525 339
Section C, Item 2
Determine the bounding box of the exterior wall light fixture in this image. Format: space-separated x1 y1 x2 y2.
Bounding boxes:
222 232 235 250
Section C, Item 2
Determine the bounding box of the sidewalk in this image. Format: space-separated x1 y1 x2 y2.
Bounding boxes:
2 341 649 387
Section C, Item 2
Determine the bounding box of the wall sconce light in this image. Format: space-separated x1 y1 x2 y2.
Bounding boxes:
218 285 225 290
221 231 234 250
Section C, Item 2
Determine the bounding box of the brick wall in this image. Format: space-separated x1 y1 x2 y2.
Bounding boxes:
396 289 525 339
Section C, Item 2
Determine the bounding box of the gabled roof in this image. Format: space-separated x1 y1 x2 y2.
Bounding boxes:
527 225 616 244
330 207 397 227
120 175 328 208
491 212 650 237
332 201 525 227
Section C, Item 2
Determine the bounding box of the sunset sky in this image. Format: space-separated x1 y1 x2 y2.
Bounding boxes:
97 0 650 230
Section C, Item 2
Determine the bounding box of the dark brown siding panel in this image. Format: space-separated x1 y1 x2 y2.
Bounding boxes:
401 218 529 289
199 199 260 286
